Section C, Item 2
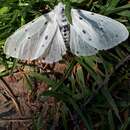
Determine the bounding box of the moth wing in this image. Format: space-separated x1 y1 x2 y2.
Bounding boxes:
4 11 57 60
70 9 129 52
70 25 98 56
44 26 67 63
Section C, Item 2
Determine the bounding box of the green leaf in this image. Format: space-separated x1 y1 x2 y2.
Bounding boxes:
31 72 57 87
101 87 121 122
65 1 72 24
24 74 33 92
120 117 130 130
61 104 69 130
10 59 18 75
32 112 44 130
0 70 9 78
108 110 115 130
105 4 130 15
106 0 120 9
117 10 130 17
76 57 103 83
70 0 86 3
76 67 85 87
68 98 93 130
0 7 9 14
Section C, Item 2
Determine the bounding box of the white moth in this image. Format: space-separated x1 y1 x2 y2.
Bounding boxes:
4 2 129 63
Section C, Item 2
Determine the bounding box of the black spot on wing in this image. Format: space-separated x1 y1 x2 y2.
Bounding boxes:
89 38 92 41
100 27 104 31
61 8 65 13
91 12 94 15
82 30 86 34
44 21 48 25
45 35 48 40
62 19 67 22
79 17 83 20
76 51 79 54
116 34 118 37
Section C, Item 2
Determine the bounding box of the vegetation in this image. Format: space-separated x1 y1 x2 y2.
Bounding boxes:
0 0 130 130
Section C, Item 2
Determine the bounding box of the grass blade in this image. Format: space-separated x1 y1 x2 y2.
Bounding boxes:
101 87 121 122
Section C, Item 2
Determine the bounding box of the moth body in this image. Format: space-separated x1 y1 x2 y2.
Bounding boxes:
54 3 70 50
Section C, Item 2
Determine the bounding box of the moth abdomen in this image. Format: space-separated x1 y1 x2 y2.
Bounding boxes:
60 24 70 50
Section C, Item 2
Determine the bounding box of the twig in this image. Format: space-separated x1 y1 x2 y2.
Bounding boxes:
115 55 130 69
0 78 23 116
84 75 111 105
85 54 130 106
0 117 32 122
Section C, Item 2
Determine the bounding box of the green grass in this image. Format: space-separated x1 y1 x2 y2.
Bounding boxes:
0 0 130 130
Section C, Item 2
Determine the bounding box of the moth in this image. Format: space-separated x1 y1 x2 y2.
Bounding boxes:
4 2 129 63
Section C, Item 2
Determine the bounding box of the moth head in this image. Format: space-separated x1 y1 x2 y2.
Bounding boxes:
54 2 65 14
